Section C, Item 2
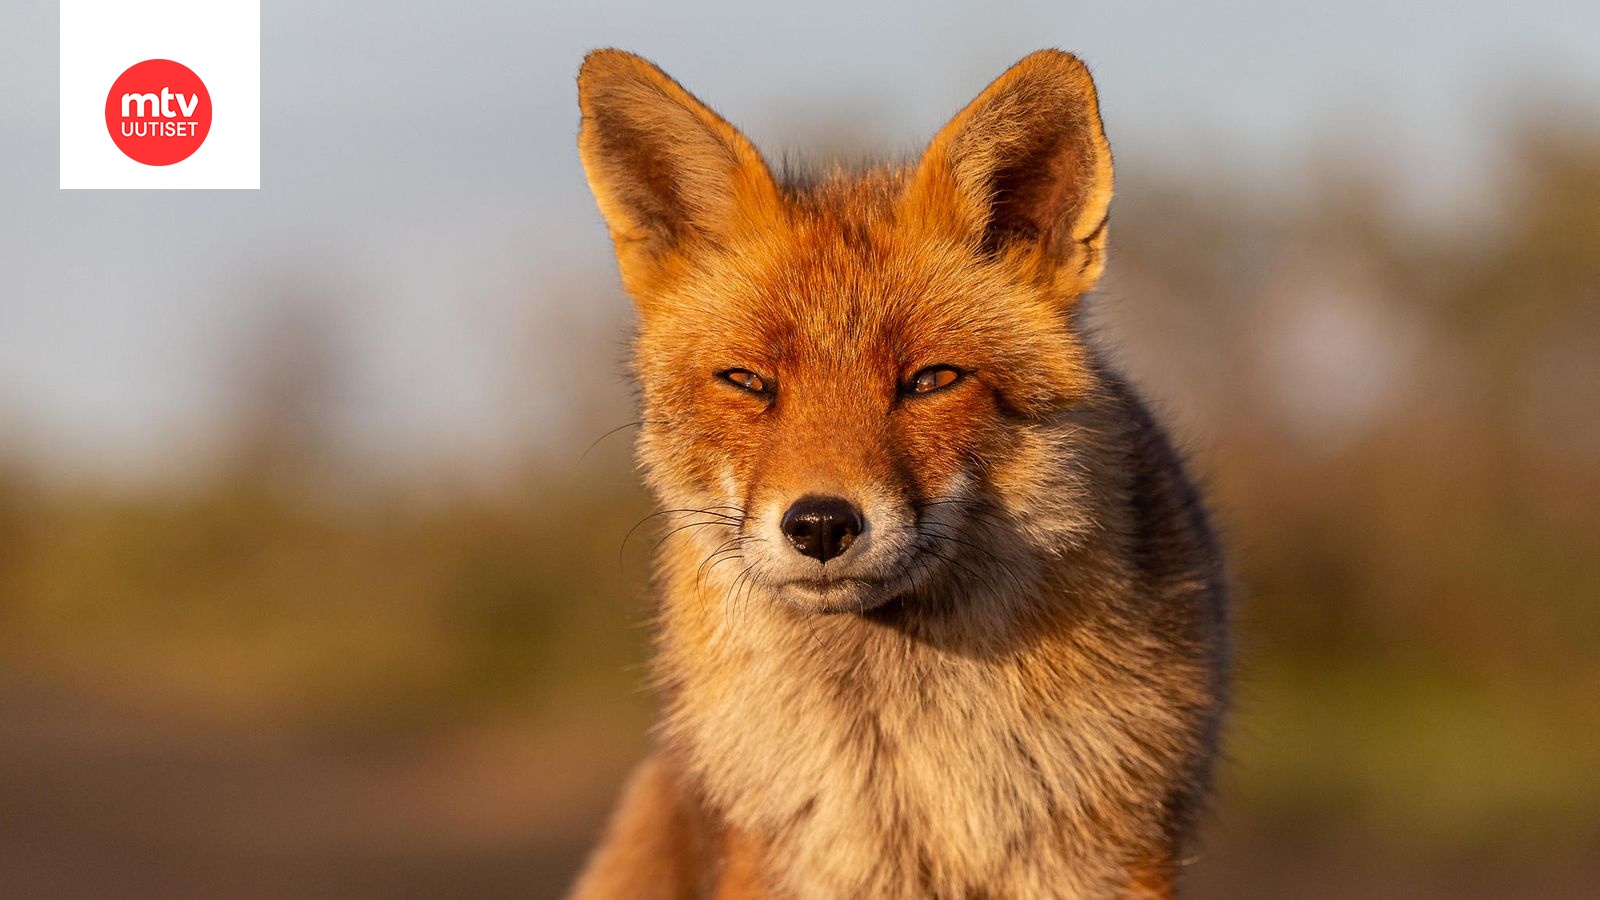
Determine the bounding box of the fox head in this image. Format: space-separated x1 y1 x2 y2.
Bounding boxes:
578 49 1119 615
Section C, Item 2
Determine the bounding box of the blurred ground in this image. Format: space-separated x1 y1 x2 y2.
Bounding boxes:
4 677 1598 899
0 677 619 899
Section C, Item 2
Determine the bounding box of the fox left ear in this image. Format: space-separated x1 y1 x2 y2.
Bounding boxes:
577 49 780 304
906 50 1114 296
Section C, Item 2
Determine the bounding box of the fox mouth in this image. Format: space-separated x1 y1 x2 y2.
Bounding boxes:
731 485 989 616
776 576 896 614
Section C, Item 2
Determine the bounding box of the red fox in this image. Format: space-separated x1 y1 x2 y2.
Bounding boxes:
569 48 1229 899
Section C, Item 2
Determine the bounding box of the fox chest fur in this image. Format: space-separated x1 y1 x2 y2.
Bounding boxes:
656 535 1221 899
569 47 1229 900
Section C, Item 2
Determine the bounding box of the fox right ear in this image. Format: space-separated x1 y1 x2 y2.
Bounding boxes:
905 50 1114 298
577 50 779 297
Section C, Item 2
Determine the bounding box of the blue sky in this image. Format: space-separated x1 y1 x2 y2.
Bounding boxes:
3 0 1599 481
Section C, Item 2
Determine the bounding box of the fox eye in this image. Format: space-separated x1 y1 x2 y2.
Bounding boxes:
716 368 770 394
908 366 963 395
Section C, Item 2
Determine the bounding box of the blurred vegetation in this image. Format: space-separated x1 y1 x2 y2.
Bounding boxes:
0 465 654 732
1104 114 1600 853
2 114 1598 891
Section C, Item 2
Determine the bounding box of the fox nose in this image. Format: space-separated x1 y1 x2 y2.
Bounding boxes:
781 496 864 563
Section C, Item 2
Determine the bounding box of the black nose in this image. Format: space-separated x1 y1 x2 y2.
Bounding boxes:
781 496 864 563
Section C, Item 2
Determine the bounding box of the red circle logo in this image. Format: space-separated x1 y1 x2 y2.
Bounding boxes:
105 60 212 166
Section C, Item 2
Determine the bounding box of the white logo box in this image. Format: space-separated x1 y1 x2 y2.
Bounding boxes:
60 0 259 189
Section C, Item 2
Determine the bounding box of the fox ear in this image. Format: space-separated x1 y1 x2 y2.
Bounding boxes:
906 50 1114 294
577 50 779 296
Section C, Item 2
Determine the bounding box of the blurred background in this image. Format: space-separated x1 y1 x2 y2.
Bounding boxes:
4 1 1600 896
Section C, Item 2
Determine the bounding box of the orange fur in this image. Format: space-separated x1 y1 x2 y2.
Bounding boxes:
570 49 1228 899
